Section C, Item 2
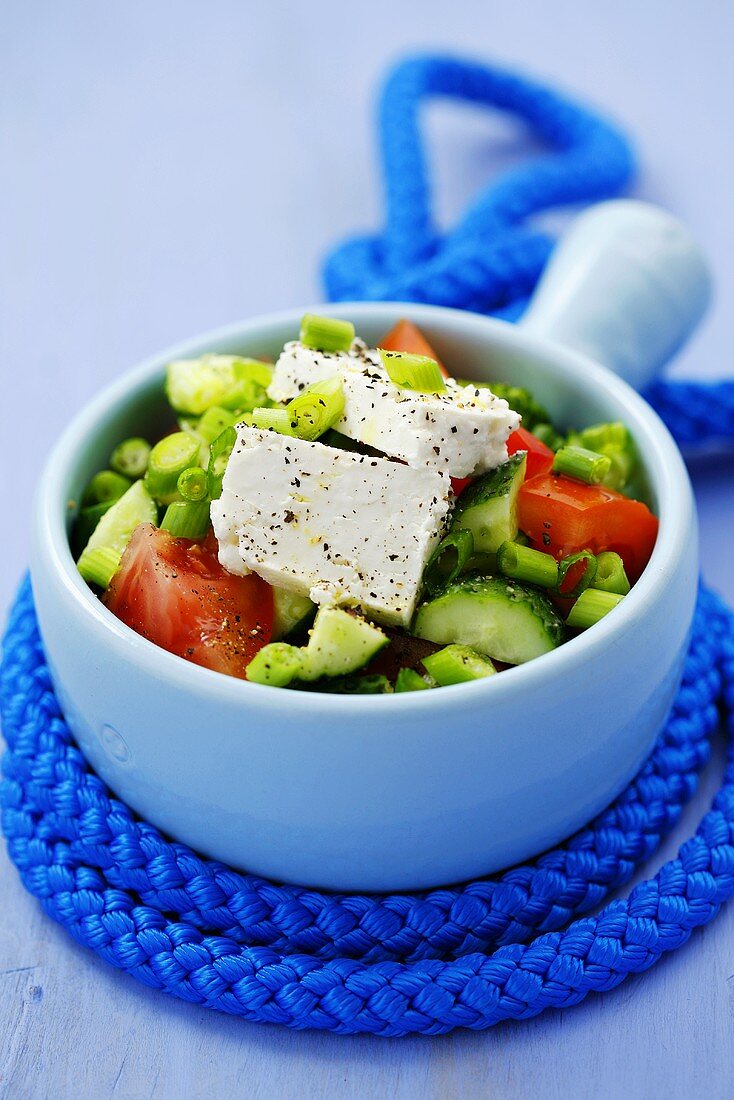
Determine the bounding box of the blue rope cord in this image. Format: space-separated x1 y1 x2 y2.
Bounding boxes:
324 54 634 311
2 54 734 1034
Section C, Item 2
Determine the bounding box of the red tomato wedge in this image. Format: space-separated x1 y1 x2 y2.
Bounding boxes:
379 319 449 378
450 476 472 497
105 524 273 679
518 474 659 583
507 427 554 479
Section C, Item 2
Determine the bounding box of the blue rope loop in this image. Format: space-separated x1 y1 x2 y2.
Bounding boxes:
324 54 634 312
2 54 734 1034
1 580 733 1034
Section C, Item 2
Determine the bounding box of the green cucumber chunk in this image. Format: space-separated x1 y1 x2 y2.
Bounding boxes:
272 588 316 641
299 607 388 681
80 480 157 559
246 607 388 687
451 452 526 554
72 500 114 557
246 643 304 687
413 575 565 665
422 644 497 685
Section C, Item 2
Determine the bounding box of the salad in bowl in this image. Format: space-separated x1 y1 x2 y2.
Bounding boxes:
30 202 705 889
73 314 658 694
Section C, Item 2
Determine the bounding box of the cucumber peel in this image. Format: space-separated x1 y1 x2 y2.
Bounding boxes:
80 480 157 560
271 588 316 641
413 575 565 665
247 607 388 687
452 452 526 554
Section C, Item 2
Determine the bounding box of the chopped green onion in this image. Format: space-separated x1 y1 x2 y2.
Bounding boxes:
570 422 636 492
250 407 297 436
486 383 551 430
557 551 598 598
77 546 122 589
246 642 304 687
160 500 211 539
423 529 474 596
177 466 209 503
208 426 237 500
594 551 631 595
81 470 131 507
287 377 346 441
422 644 497 686
109 437 151 479
566 589 624 630
496 540 559 588
177 416 200 434
553 445 612 485
300 313 355 353
196 406 239 445
394 668 432 692
166 354 272 415
379 350 446 394
144 432 201 504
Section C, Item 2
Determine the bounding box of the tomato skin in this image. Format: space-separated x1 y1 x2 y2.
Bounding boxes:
450 476 472 497
105 524 273 679
379 319 449 378
518 474 659 582
507 427 554 479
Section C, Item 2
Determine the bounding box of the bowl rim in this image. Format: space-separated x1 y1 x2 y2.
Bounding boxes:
32 300 695 715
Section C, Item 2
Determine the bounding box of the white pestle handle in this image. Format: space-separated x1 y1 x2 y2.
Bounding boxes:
520 200 712 391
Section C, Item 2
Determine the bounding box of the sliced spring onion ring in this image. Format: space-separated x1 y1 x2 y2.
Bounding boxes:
77 546 122 589
423 529 474 596
160 500 211 539
145 432 201 504
496 540 559 588
557 550 598 598
177 466 210 503
300 313 355 353
250 407 298 436
394 668 432 692
594 551 631 595
81 470 131 507
378 349 446 393
207 425 238 500
287 376 346 441
566 588 624 630
553 445 612 485
109 437 151 479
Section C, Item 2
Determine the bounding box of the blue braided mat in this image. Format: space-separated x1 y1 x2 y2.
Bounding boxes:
2 55 734 1035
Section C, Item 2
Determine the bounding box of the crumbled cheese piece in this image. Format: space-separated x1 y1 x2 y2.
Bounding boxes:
268 342 519 477
211 426 451 627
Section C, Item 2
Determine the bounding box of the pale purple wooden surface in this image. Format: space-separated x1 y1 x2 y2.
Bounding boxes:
2 2 734 1097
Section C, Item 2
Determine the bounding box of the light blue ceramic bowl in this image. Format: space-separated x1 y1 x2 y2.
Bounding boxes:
30 203 708 891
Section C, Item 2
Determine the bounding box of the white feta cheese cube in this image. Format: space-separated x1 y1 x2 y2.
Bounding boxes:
211 427 451 627
337 372 519 478
268 340 378 404
268 342 519 478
